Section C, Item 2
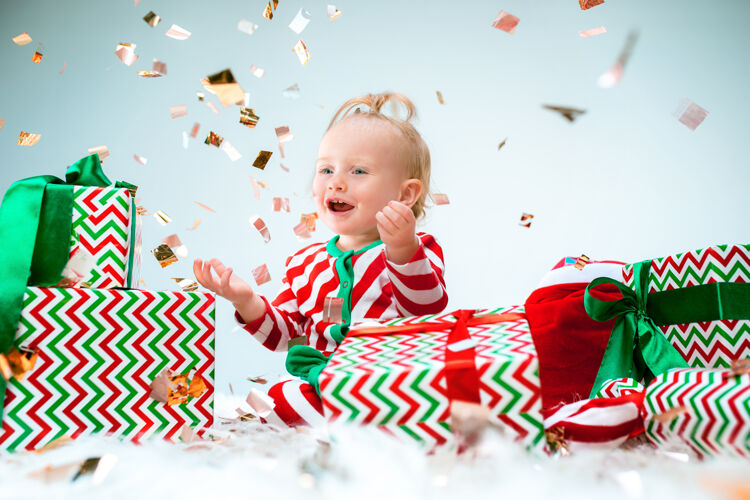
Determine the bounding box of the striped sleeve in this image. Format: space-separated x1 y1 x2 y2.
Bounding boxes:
234 255 307 352
384 232 448 316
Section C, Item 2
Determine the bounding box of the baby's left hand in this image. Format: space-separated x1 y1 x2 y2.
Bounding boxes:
376 200 419 265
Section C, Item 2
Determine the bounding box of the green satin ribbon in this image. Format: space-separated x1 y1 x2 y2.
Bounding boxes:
585 259 750 397
0 154 134 415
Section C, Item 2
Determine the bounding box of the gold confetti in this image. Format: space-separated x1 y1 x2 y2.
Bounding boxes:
247 376 268 384
240 107 259 128
574 254 590 270
545 426 569 456
138 59 167 77
12 32 32 46
436 91 445 105
143 11 161 27
153 210 172 226
133 154 147 165
327 4 342 21
194 201 215 212
150 369 206 405
653 405 687 424
187 219 201 231
17 131 41 146
250 215 271 243
136 206 148 216
432 193 450 206
196 91 205 101
115 42 138 66
252 150 273 170
170 104 187 118
497 138 507 150
673 98 709 131
249 64 265 78
272 197 290 212
189 122 200 138
0 346 38 382
301 212 318 231
491 10 519 34
238 19 258 35
579 0 604 10
579 26 607 37
172 278 199 292
275 125 293 143
187 374 207 398
31 43 44 64
252 264 271 285
204 131 224 147
322 296 343 323
519 212 534 228
152 244 178 267
87 145 109 160
288 8 311 34
202 69 245 107
293 39 310 65
165 24 191 40
262 0 277 20
542 104 586 122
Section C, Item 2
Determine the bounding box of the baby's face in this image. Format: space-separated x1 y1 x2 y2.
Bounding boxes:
313 116 410 242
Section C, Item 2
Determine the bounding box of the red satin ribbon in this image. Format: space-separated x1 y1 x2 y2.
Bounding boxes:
348 310 525 405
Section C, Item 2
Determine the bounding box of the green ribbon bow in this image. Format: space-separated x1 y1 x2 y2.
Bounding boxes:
585 258 750 397
0 154 134 414
286 345 331 395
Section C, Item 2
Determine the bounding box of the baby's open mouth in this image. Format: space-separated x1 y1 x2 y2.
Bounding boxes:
328 200 354 212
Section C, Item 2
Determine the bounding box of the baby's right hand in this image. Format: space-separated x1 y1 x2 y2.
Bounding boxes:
193 258 264 322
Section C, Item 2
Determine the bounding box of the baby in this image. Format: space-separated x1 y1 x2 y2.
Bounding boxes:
193 92 448 425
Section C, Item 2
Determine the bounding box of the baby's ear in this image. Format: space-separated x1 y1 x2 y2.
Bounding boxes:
399 179 423 208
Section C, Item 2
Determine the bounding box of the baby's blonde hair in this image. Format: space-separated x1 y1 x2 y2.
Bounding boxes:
327 92 431 220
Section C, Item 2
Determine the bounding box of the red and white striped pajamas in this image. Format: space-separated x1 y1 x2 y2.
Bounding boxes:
237 232 448 427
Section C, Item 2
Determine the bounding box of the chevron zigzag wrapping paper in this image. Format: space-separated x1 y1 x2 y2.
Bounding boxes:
319 306 545 451
71 186 141 289
0 287 215 452
622 244 750 368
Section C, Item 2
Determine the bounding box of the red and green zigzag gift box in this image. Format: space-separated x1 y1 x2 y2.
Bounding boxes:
318 306 545 450
0 287 215 452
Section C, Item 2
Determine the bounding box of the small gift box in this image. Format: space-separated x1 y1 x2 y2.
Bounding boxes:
318 306 545 450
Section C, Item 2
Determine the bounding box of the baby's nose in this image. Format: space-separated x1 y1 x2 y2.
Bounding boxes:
328 177 346 191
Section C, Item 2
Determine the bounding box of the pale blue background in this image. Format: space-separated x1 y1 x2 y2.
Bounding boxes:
1 0 749 396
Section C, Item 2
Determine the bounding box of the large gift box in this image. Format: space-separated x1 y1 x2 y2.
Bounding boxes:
0 287 215 452
318 306 545 450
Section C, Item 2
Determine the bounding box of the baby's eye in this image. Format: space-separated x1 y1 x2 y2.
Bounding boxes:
353 168 367 175
318 167 333 174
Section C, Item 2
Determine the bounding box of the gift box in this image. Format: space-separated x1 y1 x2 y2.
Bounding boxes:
0 287 215 452
318 306 545 450
621 244 750 369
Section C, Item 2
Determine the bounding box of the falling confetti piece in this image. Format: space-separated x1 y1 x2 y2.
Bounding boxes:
519 212 534 228
0 346 38 382
301 212 318 231
204 131 223 147
250 177 261 199
88 145 110 160
252 264 271 285
182 131 189 149
497 138 507 150
0 118 5 131
154 210 172 226
275 125 293 143
196 91 204 101
194 201 215 212
327 4 342 21
250 215 271 243
187 219 201 231
673 98 709 131
247 376 268 384
728 358 750 377
240 107 259 128
249 64 265 78
262 0 278 20
272 197 290 212
653 406 687 424
238 19 258 35
283 83 300 99
542 104 586 122
12 32 32 46
579 0 604 10
59 61 66 74
252 150 273 170
322 296 344 323
170 104 187 118
432 193 450 206
278 142 286 158
202 68 245 107
189 122 200 138
152 244 178 267
32 46 44 64
17 131 41 146
220 140 242 162
172 278 198 292
138 59 167 77
143 11 161 27
574 254 590 270
491 10 519 34
246 388 274 417
293 39 310 65
579 26 607 37
206 101 219 114
115 43 138 66
436 91 445 105
162 234 183 248
289 8 311 34
280 163 289 172
165 24 191 40
597 30 638 88
133 154 147 165
293 221 311 240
